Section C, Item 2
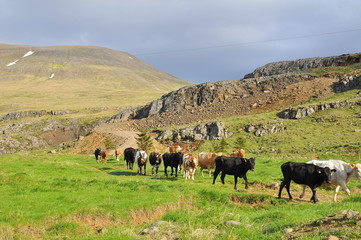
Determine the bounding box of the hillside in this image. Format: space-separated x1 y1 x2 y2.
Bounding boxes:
0 43 190 113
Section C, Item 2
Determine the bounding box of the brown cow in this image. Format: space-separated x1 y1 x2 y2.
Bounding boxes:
183 153 198 180
101 150 109 164
115 148 122 162
198 152 220 177
230 149 246 158
169 145 182 153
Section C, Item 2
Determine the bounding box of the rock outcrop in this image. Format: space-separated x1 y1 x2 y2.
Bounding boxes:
278 101 352 119
110 74 317 121
156 121 232 141
244 53 361 78
333 75 361 93
1 110 70 122
245 122 287 137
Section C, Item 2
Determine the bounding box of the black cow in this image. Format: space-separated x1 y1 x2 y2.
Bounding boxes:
162 152 183 177
124 147 136 170
149 152 162 176
212 156 256 190
94 148 101 162
278 162 336 203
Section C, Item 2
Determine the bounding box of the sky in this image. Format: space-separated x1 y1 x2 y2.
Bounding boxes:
1 0 361 84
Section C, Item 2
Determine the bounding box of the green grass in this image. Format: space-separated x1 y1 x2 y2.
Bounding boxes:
192 89 361 160
0 152 360 239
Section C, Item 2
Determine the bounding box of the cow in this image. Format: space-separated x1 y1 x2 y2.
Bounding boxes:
212 156 256 190
135 150 148 175
94 148 101 162
101 150 109 164
278 162 336 203
197 152 219 177
149 152 162 176
300 160 361 202
229 148 246 158
162 152 183 177
169 145 182 153
183 154 198 180
124 147 136 170
115 148 122 162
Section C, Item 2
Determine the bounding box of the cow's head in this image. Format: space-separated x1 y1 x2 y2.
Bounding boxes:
317 167 336 184
351 164 361 180
247 157 256 171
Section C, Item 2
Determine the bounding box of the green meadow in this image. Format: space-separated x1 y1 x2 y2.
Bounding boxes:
0 152 360 239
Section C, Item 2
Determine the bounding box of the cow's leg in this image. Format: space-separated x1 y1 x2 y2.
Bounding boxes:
310 187 318 203
144 164 146 175
285 181 293 200
164 166 168 177
220 172 226 185
201 168 204 177
243 175 249 189
234 175 238 190
300 185 307 199
208 167 212 177
175 167 178 177
155 166 159 176
278 181 285 198
213 168 221 185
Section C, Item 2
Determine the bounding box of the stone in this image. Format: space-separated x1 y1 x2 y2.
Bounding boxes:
225 220 241 226
284 228 293 233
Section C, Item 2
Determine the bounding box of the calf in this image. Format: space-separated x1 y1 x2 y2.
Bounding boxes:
149 152 162 176
278 162 336 203
115 148 122 162
183 154 198 180
101 150 109 164
135 150 148 175
229 148 246 158
124 147 136 170
301 160 361 202
198 152 219 177
212 156 256 190
169 145 182 153
94 148 101 162
162 152 183 177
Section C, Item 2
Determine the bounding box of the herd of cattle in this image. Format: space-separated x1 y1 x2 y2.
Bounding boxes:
94 146 361 203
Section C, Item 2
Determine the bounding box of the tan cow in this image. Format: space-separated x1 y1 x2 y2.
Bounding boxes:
183 153 198 180
101 150 109 164
230 148 246 158
115 148 122 162
169 145 183 153
198 152 220 177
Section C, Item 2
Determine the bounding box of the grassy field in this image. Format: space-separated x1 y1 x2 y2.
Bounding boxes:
0 152 360 239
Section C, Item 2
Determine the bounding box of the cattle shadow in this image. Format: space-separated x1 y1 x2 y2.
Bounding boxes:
107 171 138 176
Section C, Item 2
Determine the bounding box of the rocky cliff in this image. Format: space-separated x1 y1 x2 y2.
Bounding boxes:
244 53 361 78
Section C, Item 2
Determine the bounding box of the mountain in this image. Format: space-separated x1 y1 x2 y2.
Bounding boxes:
0 43 190 113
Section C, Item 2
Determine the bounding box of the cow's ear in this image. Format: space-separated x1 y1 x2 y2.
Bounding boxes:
317 170 322 174
331 169 337 173
350 164 355 168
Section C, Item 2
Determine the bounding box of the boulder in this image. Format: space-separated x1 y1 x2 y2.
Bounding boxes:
156 121 232 141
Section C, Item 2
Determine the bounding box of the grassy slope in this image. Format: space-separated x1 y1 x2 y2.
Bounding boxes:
0 44 190 114
196 89 361 160
0 152 360 240
0 90 360 239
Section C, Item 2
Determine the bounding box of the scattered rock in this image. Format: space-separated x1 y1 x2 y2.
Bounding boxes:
156 121 232 141
278 101 352 119
325 235 339 240
342 209 359 219
225 220 241 226
268 183 279 190
96 227 107 234
284 228 293 233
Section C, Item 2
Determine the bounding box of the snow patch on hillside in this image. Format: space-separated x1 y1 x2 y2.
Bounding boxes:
6 59 19 67
22 51 34 58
